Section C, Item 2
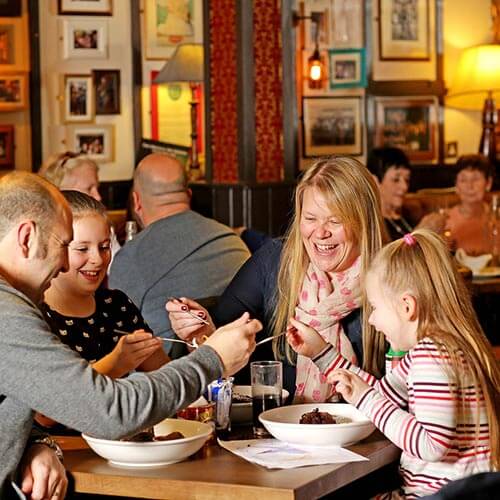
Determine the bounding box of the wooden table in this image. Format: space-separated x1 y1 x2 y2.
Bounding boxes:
63 431 399 500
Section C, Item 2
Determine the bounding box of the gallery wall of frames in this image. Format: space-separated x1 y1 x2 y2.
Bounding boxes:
297 0 444 172
38 0 134 182
0 0 31 172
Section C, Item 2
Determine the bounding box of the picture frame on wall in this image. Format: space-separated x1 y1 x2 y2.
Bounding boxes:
63 19 108 59
93 69 120 115
0 74 27 111
374 96 438 162
331 0 364 48
58 0 112 16
144 0 197 60
0 0 21 17
66 124 114 162
0 19 29 72
328 49 366 89
0 125 14 169
378 0 430 61
303 96 363 157
62 74 94 123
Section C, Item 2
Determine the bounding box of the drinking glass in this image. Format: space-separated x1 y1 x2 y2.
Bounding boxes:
251 360 283 436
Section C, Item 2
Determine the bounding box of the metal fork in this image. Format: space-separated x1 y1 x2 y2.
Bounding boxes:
168 296 210 325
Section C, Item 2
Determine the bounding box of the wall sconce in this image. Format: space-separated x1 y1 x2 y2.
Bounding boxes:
294 11 326 89
153 43 204 179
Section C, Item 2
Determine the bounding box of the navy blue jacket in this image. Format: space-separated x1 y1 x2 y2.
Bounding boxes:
210 239 363 397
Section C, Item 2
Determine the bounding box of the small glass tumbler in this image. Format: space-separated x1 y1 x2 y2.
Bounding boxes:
251 360 283 437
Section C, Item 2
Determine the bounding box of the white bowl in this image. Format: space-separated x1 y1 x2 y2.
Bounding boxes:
82 418 212 468
230 385 290 425
259 403 375 447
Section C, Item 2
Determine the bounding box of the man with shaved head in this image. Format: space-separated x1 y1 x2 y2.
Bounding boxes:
109 153 250 356
0 172 260 498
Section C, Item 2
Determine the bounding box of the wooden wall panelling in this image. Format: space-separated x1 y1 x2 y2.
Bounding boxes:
28 0 41 171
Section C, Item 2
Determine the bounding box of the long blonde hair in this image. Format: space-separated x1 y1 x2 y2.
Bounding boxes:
272 156 388 376
39 152 98 187
371 229 500 469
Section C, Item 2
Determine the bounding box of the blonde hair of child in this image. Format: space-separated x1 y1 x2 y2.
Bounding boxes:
370 229 500 470
272 156 388 377
39 152 98 188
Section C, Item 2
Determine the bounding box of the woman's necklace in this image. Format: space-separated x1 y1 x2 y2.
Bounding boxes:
387 216 413 236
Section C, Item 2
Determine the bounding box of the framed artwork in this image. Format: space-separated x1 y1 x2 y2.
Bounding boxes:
328 49 366 89
304 0 330 48
93 69 120 115
0 19 29 72
374 96 438 162
378 0 430 61
303 96 363 157
0 0 21 17
331 0 364 48
62 74 94 123
144 0 196 60
66 125 114 162
0 125 14 169
0 74 27 111
63 19 108 59
58 0 112 16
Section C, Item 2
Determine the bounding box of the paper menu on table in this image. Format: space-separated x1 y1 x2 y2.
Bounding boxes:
218 438 368 469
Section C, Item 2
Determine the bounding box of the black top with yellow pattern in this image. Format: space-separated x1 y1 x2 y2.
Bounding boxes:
40 288 151 363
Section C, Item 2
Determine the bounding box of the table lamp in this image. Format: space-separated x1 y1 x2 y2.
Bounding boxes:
154 43 204 176
446 43 500 164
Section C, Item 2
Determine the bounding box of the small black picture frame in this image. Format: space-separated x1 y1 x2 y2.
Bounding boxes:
0 0 22 17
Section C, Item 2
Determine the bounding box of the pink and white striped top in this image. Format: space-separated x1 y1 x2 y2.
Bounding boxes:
314 338 492 498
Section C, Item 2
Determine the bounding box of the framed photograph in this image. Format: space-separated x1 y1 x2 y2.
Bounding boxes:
0 19 29 72
93 69 120 115
374 96 438 162
303 96 363 157
0 74 27 111
0 125 14 169
58 0 112 15
144 0 197 60
304 0 330 48
329 49 366 89
66 125 114 162
62 74 93 123
378 0 430 61
0 0 21 17
331 0 364 48
63 19 108 59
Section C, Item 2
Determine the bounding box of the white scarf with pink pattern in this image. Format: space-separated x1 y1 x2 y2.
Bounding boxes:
293 257 361 403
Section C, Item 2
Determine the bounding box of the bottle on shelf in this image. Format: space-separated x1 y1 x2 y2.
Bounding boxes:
125 220 138 242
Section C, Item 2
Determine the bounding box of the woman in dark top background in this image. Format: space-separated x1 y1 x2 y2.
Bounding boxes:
367 147 446 240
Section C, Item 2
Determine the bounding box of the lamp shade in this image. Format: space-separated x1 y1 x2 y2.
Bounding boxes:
153 43 204 84
447 43 500 109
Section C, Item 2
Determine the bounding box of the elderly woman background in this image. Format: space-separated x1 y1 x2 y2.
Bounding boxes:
167 156 388 399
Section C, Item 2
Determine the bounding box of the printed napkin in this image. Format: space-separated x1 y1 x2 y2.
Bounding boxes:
218 438 368 469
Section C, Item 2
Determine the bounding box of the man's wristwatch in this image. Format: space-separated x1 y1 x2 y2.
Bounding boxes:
30 436 64 462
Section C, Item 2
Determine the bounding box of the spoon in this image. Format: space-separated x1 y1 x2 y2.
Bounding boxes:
255 331 287 347
113 329 199 349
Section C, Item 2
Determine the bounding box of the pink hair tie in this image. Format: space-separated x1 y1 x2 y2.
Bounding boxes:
403 233 416 246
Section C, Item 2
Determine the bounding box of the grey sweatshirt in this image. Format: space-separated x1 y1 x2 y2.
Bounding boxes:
0 277 223 495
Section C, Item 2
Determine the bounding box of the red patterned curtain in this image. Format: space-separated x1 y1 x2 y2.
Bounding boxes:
253 0 284 182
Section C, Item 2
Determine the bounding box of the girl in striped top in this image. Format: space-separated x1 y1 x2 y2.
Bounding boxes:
287 229 500 498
